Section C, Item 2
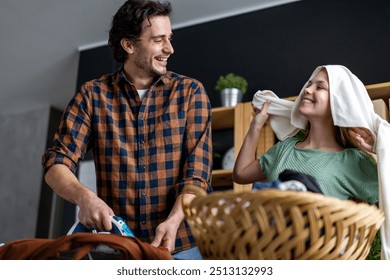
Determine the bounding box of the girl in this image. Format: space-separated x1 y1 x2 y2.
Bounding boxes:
233 65 390 258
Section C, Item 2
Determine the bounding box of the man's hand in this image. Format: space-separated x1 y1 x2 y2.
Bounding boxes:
45 164 115 232
78 191 115 232
150 220 179 252
150 192 196 252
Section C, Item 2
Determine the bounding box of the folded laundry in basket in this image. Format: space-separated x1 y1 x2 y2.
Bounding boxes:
252 169 323 194
278 169 323 194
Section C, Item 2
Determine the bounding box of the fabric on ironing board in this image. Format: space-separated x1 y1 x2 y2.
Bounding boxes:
252 65 390 259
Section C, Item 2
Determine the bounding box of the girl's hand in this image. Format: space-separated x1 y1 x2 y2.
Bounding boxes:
251 100 270 127
348 127 375 153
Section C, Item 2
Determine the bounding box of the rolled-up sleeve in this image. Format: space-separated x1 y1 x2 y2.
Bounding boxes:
176 81 213 194
42 86 92 175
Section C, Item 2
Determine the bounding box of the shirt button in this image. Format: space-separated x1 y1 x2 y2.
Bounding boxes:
140 140 145 144
141 221 146 225
141 191 146 196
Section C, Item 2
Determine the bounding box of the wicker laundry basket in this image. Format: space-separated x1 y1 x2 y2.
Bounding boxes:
183 186 384 260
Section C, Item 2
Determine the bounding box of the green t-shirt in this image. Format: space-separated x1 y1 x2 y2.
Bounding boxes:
259 136 378 204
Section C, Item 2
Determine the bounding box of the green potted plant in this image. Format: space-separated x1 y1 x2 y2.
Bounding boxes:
215 73 248 107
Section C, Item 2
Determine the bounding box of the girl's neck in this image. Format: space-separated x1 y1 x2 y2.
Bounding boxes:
297 120 343 152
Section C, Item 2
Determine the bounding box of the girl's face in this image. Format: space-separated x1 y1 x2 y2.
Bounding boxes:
298 69 331 119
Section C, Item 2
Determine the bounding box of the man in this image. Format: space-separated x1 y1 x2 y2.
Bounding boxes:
42 0 213 260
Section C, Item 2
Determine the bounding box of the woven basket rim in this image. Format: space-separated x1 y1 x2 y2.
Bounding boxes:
183 186 384 260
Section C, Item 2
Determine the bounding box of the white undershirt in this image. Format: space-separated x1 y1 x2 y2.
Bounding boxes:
137 89 148 99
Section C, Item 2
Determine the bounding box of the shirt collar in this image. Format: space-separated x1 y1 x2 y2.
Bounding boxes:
112 67 173 87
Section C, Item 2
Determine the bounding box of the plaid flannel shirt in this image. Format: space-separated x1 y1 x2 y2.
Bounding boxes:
42 69 213 253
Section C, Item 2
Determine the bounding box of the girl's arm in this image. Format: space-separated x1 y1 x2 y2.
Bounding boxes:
233 101 270 184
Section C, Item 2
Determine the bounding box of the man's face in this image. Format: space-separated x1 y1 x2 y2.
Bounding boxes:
131 16 174 78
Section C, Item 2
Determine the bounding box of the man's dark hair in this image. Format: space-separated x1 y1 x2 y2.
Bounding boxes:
108 0 172 63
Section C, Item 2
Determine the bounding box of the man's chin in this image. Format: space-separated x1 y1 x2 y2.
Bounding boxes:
154 64 168 74
153 69 167 77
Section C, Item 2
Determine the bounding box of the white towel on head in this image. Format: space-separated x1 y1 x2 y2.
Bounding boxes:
252 90 303 140
253 65 390 259
291 65 378 146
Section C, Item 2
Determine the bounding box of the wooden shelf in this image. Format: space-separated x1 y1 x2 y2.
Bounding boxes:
211 105 235 189
366 82 390 107
212 106 235 130
211 169 233 187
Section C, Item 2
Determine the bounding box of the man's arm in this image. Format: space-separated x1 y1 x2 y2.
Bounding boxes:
45 164 114 231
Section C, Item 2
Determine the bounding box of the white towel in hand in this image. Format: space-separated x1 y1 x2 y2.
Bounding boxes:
252 90 304 140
